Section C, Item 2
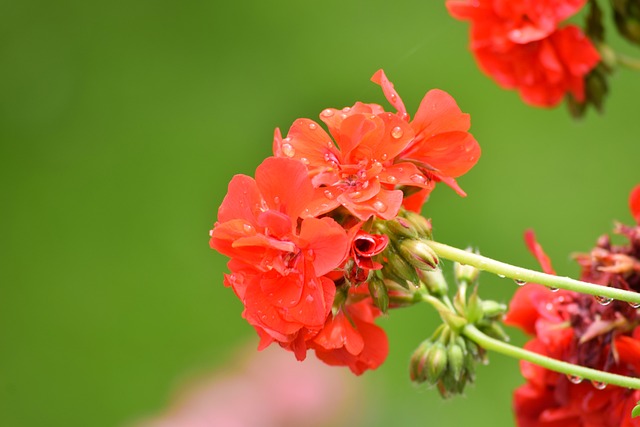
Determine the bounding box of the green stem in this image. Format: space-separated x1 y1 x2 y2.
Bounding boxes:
463 324 640 389
426 241 640 305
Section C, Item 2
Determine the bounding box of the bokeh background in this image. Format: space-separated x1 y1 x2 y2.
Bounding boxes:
2 1 639 426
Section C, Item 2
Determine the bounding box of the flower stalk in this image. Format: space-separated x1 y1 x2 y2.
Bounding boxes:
426 240 640 305
462 324 640 390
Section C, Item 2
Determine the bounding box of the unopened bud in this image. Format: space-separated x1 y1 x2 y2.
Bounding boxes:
383 216 418 240
454 256 479 285
401 210 432 238
465 286 484 324
409 340 432 383
478 322 510 342
447 343 465 381
383 247 420 288
481 300 507 318
426 342 448 385
368 275 389 313
612 0 640 45
399 239 439 271
418 268 449 296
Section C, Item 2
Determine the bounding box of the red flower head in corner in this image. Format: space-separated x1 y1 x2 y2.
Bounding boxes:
505 185 640 426
447 0 601 107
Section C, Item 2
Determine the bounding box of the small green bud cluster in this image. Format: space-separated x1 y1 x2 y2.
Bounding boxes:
409 325 485 398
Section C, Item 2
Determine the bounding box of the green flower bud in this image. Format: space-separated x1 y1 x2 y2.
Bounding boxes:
409 340 432 383
426 342 448 385
368 275 389 313
481 300 507 318
383 216 418 240
454 258 480 285
447 343 465 381
401 210 432 238
399 239 439 271
383 245 420 288
418 268 448 296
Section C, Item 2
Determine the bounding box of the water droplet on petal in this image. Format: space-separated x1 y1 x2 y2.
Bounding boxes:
386 175 397 184
308 122 317 130
391 126 403 139
545 302 553 311
373 200 387 213
306 295 314 303
281 143 295 157
497 274 506 279
591 380 607 390
629 302 640 309
410 174 426 184
357 170 367 180
324 189 335 200
514 279 526 286
208 229 214 236
351 191 362 199
243 224 254 233
273 196 281 204
567 375 583 384
321 109 334 118
595 295 613 306
380 153 388 161
300 157 310 165
342 107 351 113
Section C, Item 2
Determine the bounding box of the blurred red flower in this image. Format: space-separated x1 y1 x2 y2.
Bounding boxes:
447 0 600 107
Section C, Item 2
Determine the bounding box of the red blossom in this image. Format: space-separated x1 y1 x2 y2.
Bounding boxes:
447 0 600 107
311 299 389 375
273 70 480 218
210 157 350 358
630 184 640 224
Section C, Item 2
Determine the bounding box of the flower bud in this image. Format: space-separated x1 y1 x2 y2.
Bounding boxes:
383 216 418 240
481 300 507 318
368 275 389 313
409 340 432 383
418 268 448 296
401 210 432 238
399 239 439 271
382 244 420 287
454 254 479 285
425 342 448 385
612 0 640 45
447 343 465 381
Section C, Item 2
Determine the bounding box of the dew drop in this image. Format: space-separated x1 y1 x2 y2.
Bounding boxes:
373 200 388 213
391 126 404 139
594 295 613 306
324 189 335 200
545 302 554 311
308 122 317 130
357 170 368 180
497 274 506 279
566 375 583 384
300 157 310 165
351 191 363 199
208 229 214 236
386 175 398 184
273 196 281 204
380 153 388 161
281 143 295 157
629 302 640 309
321 109 334 118
547 286 559 292
410 174 426 184
243 224 254 233
306 295 314 303
591 380 607 390
514 279 527 286
342 107 351 113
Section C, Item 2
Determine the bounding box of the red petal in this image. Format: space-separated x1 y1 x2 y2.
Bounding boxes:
629 184 640 224
615 335 640 373
217 174 262 224
402 188 432 213
281 118 342 175
370 69 408 120
411 89 471 139
344 188 404 221
255 157 314 219
260 269 304 308
504 284 551 335
299 217 350 276
524 230 557 275
405 130 480 178
313 310 365 355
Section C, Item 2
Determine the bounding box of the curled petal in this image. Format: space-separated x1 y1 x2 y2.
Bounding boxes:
371 69 408 120
524 230 557 275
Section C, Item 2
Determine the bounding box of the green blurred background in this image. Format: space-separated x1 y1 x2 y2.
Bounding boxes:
1 1 639 426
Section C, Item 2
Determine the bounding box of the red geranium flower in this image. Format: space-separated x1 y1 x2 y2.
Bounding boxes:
210 157 350 359
447 0 600 107
630 184 640 224
447 0 587 45
273 70 480 218
311 298 389 375
473 26 600 106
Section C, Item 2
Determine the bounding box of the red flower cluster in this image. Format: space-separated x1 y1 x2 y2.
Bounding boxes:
210 71 480 374
505 185 640 426
447 0 601 107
